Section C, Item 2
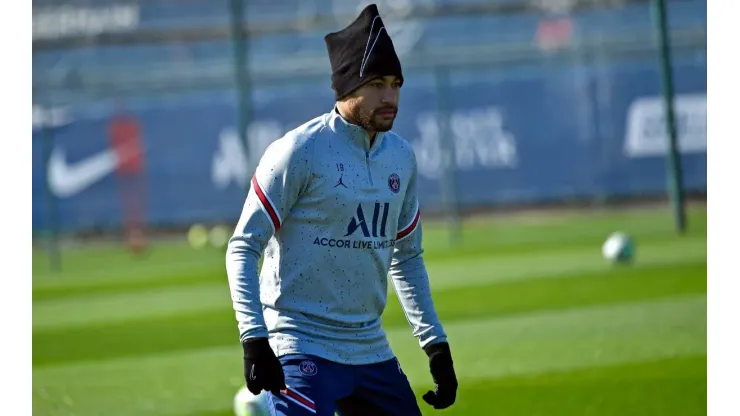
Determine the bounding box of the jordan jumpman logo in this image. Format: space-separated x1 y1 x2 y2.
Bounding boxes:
335 174 348 188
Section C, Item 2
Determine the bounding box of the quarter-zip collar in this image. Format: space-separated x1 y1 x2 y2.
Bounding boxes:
329 107 386 153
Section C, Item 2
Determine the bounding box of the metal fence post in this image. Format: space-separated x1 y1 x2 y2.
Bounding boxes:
651 0 687 233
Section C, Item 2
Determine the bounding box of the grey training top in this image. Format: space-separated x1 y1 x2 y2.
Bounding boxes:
226 108 447 365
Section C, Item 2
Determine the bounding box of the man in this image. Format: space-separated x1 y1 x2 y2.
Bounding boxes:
226 4 457 415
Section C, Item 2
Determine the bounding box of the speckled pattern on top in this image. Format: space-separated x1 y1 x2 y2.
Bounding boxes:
226 108 447 365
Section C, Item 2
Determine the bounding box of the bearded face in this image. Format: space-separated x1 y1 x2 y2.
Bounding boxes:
342 75 401 133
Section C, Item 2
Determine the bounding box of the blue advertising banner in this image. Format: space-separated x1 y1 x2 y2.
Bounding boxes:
32 55 706 232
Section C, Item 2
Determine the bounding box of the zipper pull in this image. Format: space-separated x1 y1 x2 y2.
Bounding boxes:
365 151 373 186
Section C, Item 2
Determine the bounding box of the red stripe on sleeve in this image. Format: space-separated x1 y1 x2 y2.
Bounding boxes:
396 209 420 240
251 176 281 232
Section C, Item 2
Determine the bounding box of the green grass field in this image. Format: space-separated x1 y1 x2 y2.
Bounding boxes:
32 206 707 416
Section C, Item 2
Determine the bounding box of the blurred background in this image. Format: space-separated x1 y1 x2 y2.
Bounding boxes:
32 0 707 415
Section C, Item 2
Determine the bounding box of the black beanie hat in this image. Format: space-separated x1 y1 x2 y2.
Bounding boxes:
324 4 404 100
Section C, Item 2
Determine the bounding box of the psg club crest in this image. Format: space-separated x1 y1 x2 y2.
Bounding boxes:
299 360 318 376
388 173 400 193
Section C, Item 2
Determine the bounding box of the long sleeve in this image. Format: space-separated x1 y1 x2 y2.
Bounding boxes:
225 134 312 342
389 153 447 349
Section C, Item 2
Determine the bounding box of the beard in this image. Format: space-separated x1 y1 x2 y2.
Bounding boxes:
349 104 397 133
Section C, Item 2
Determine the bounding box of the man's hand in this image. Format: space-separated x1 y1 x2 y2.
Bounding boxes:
422 342 458 410
242 337 286 395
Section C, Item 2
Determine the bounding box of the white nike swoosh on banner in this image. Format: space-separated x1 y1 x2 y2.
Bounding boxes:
47 147 120 198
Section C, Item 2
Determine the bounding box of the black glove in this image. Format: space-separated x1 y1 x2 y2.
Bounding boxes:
422 342 458 410
242 337 286 395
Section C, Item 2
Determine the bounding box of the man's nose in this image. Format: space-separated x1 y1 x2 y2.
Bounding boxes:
380 88 398 105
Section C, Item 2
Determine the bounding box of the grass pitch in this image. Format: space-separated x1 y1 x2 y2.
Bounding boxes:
32 206 707 416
